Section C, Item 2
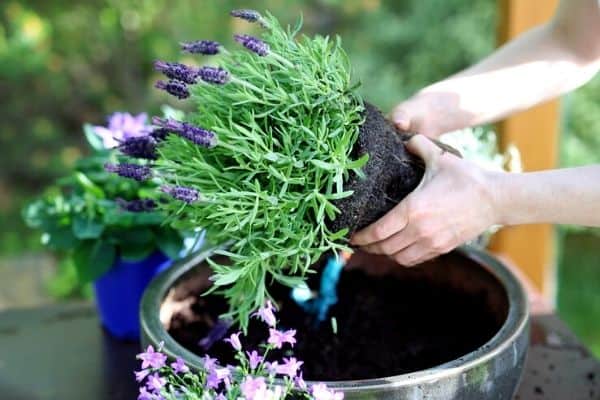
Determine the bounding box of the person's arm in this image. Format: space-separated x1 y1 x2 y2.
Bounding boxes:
351 135 600 266
392 0 600 137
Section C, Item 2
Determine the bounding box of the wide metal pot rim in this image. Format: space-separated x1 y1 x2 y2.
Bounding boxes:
140 245 529 392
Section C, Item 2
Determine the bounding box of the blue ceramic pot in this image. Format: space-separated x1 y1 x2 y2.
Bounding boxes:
94 251 171 340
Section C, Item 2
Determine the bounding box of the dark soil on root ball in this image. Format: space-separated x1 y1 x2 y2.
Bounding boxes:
167 259 503 381
328 102 424 234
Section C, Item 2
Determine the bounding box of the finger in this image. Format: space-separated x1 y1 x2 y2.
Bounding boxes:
405 134 441 167
362 224 419 256
392 243 436 267
350 200 409 246
391 107 410 131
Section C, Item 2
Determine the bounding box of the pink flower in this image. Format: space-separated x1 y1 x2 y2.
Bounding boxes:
240 376 267 399
145 372 166 392
312 383 344 400
267 328 296 349
246 350 263 370
275 357 303 378
224 332 242 351
254 300 277 327
137 345 167 369
170 357 190 374
93 112 149 149
134 369 151 382
137 387 154 400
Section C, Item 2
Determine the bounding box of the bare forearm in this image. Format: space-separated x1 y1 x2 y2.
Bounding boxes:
402 0 600 136
492 166 600 227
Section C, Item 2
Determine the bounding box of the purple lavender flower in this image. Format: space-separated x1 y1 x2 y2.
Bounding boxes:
154 61 199 84
117 198 157 212
160 185 200 204
181 40 221 55
246 350 263 370
137 345 167 369
312 383 344 400
275 357 303 378
230 9 261 23
214 394 226 400
145 372 166 392
240 376 267 400
150 128 170 142
155 79 190 99
234 34 269 56
118 135 158 160
170 357 190 374
254 300 277 327
93 112 149 149
105 163 152 181
224 332 242 351
197 66 230 85
153 117 217 148
134 369 151 383
267 328 296 349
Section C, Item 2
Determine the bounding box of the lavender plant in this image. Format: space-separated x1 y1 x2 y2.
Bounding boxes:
108 10 367 328
135 302 343 400
23 112 185 285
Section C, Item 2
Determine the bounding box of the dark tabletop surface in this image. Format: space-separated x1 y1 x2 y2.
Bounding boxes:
0 303 599 400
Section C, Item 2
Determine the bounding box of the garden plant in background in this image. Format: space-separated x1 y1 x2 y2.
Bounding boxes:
135 302 343 400
108 9 441 328
23 112 185 339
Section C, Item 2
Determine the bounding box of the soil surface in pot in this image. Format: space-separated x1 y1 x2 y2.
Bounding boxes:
167 257 504 381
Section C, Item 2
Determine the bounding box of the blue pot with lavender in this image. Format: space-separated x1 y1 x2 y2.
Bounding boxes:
23 112 186 340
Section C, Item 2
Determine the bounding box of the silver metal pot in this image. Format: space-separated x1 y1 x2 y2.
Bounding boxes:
140 245 529 399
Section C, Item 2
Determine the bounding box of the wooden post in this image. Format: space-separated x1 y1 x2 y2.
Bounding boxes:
489 0 560 303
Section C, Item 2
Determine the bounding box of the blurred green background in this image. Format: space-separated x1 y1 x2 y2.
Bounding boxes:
1 0 599 352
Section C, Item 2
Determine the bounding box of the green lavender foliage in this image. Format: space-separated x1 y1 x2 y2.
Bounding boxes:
155 13 366 328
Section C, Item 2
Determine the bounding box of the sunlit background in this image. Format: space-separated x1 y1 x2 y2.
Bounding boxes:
1 0 599 352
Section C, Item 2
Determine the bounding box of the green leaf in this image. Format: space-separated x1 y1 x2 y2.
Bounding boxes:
73 240 116 283
73 215 104 239
156 229 184 259
43 227 79 251
120 243 155 262
310 159 336 171
83 123 106 151
347 153 369 169
74 172 105 199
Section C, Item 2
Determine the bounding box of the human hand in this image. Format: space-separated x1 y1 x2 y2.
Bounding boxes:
390 91 474 138
350 134 500 266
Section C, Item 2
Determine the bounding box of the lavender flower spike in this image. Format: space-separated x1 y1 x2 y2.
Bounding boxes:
116 198 157 212
181 40 221 55
155 80 190 99
234 34 269 56
105 163 152 181
154 61 199 84
230 9 262 23
161 185 200 204
153 117 217 148
197 66 230 85
118 135 158 160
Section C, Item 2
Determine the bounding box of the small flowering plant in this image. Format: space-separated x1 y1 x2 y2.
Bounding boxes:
106 9 367 327
23 112 184 283
135 302 343 400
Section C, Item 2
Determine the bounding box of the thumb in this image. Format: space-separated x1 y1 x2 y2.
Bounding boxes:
405 134 441 167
